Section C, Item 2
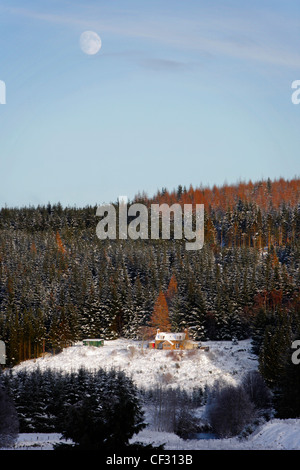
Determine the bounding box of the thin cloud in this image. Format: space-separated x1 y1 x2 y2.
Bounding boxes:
139 58 192 72
4 5 300 69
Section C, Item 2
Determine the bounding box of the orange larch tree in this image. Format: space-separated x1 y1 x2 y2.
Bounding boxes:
56 231 66 255
150 291 171 333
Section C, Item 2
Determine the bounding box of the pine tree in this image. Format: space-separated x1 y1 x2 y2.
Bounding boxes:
185 284 207 340
259 318 292 388
59 369 146 450
169 291 187 332
0 385 19 447
251 307 268 355
273 338 300 418
165 274 178 307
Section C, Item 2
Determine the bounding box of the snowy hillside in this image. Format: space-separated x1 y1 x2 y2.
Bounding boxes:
13 338 258 390
10 339 300 450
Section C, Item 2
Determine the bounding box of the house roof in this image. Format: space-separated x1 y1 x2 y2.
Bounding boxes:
155 332 186 341
163 339 175 346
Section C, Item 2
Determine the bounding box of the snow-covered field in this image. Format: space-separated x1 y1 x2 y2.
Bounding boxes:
9 338 300 450
13 338 258 390
11 419 300 450
130 419 300 450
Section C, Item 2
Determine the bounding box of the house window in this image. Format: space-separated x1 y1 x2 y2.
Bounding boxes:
175 343 180 349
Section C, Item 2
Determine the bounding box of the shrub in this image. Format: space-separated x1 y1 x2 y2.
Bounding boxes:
206 381 256 438
241 370 272 409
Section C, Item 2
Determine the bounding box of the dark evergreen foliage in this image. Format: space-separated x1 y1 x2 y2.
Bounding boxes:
0 385 19 447
0 197 299 366
1 366 145 448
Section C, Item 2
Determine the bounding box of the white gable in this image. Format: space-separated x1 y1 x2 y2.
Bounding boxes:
155 332 186 341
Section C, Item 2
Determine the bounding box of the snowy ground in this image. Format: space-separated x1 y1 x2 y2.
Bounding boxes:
9 419 300 450
12 338 258 390
9 338 300 450
130 419 300 450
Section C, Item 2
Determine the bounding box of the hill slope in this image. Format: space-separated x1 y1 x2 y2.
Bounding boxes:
13 338 258 390
11 339 300 450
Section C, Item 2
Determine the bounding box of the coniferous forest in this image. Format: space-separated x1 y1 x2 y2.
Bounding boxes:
0 177 299 421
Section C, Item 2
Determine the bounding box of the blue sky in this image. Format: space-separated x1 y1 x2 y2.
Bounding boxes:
0 0 300 207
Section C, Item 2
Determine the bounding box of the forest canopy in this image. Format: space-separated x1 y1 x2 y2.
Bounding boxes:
0 177 299 367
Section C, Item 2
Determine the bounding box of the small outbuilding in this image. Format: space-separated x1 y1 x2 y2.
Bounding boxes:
82 339 104 347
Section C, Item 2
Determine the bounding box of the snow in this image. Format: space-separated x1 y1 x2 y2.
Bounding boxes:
12 338 258 390
12 433 71 450
130 419 300 450
9 338 300 450
10 420 300 450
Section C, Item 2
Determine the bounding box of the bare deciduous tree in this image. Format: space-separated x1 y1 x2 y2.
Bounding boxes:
241 370 272 409
206 381 256 438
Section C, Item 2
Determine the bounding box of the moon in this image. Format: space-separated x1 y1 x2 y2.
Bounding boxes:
80 31 102 55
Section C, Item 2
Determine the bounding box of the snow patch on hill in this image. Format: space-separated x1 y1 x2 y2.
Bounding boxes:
13 338 258 390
